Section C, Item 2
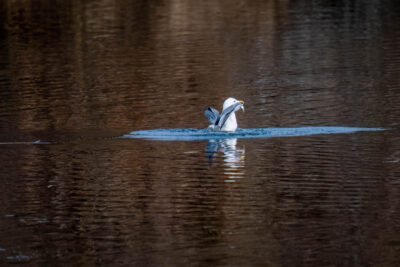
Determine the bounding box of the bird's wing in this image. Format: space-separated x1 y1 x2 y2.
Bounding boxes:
216 102 242 128
204 106 220 124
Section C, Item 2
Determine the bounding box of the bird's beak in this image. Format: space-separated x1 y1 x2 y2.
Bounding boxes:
238 100 244 104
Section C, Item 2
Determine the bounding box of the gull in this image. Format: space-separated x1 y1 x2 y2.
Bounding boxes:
204 97 245 132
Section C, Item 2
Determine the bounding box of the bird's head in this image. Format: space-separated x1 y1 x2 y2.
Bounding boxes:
223 97 245 112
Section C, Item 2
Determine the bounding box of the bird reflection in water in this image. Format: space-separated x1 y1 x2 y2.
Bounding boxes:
206 138 245 182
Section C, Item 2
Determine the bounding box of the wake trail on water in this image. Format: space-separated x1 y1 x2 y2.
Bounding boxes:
0 140 51 145
122 126 385 141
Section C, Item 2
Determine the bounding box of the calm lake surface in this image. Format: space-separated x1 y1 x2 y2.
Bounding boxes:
1 0 400 266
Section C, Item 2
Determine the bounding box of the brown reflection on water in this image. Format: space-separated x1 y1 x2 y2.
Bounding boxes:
1 132 399 265
1 0 400 266
1 0 399 136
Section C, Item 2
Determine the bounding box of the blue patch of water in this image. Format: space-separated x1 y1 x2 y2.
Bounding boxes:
122 127 384 141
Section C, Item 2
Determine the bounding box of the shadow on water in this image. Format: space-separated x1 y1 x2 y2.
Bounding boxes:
206 138 245 182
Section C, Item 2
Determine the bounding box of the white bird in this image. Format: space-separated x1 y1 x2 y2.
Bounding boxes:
205 97 245 132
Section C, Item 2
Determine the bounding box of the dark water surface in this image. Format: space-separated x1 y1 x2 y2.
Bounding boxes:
1 0 400 266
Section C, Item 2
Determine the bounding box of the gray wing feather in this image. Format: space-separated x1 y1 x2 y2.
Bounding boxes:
217 103 242 128
204 106 220 124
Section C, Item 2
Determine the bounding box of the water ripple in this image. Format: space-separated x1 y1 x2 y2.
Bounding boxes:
123 126 384 141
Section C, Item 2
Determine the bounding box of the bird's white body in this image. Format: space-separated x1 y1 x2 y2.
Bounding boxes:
220 112 238 131
220 98 242 131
